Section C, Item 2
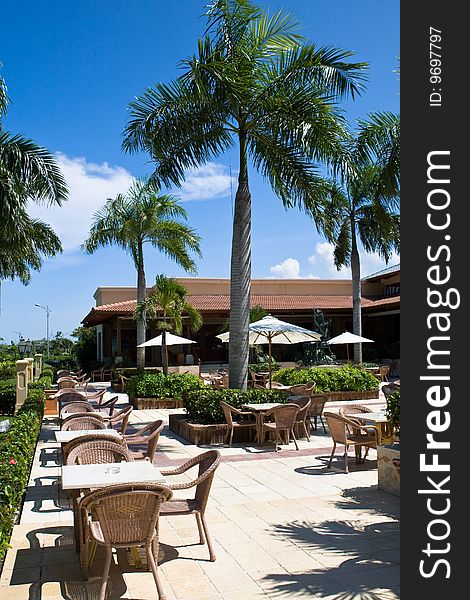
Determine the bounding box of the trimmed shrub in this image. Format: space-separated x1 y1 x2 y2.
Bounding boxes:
0 361 16 381
386 389 400 437
183 388 289 424
0 390 45 561
125 372 204 403
273 365 379 392
0 384 16 416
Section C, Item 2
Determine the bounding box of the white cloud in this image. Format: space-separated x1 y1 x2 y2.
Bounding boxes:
27 153 134 251
175 162 235 201
270 258 301 278
307 242 400 279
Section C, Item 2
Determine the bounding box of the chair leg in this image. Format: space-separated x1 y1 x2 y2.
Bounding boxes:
344 446 349 474
291 428 299 451
314 416 318 431
304 421 310 442
327 442 336 468
200 513 216 561
195 513 205 544
147 544 167 599
99 545 113 600
320 415 326 434
228 427 234 447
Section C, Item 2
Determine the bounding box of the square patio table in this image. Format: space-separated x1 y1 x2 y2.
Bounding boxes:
344 411 394 445
55 428 122 444
61 461 166 490
241 403 282 444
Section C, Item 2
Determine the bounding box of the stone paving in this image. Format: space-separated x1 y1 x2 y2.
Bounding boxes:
0 388 400 599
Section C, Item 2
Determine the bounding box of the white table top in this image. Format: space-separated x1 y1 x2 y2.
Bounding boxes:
242 403 282 411
345 412 389 423
61 461 166 490
55 429 121 443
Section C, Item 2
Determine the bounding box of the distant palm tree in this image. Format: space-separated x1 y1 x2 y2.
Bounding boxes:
0 70 68 228
122 0 367 389
82 179 201 369
135 274 203 374
318 112 400 362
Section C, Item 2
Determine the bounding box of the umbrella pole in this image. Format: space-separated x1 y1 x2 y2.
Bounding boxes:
269 337 272 389
346 344 349 363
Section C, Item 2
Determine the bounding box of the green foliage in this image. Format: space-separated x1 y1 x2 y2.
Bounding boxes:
0 361 16 380
71 327 97 373
386 389 400 437
0 390 45 561
0 344 20 362
125 372 204 401
0 384 16 415
273 365 379 392
183 388 289 424
248 362 280 374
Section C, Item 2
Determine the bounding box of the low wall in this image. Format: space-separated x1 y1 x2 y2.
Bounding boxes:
377 444 400 496
135 397 184 409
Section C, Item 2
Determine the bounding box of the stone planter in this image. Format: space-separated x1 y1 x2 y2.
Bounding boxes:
44 394 58 416
325 389 379 402
377 443 400 496
169 413 251 446
134 397 184 410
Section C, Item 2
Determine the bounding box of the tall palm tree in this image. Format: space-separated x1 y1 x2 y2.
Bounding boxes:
134 274 203 374
318 112 400 363
82 179 202 370
122 0 367 389
0 70 68 227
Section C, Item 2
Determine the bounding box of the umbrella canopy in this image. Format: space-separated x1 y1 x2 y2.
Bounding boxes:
217 315 320 386
137 333 196 348
325 331 374 362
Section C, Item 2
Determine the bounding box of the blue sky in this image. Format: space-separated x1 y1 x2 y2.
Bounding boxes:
1 0 399 343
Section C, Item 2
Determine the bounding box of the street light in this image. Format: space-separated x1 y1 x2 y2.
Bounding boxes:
35 304 51 357
13 331 22 341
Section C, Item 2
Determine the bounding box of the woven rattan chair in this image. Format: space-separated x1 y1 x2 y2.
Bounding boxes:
90 367 104 382
160 450 221 561
261 404 300 451
289 397 311 441
78 483 172 600
94 395 119 417
84 389 107 404
60 401 95 420
308 394 329 433
63 432 125 464
287 383 308 397
124 420 164 461
220 401 256 446
324 411 378 473
249 369 268 387
103 404 132 434
66 439 134 466
61 414 106 431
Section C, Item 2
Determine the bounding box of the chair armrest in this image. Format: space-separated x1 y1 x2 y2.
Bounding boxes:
161 469 214 490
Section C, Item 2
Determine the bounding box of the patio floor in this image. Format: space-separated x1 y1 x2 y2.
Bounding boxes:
0 388 399 599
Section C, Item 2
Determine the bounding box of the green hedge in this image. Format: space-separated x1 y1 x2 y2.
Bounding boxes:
183 388 290 424
125 372 205 402
0 389 45 561
273 365 379 392
0 375 52 416
386 389 400 437
0 361 16 381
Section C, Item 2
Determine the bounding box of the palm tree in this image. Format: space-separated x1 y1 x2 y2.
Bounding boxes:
318 112 400 363
82 178 202 370
122 0 367 389
134 274 203 374
0 70 68 228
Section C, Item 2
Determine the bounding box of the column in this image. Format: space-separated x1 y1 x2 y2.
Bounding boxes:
25 358 35 384
15 360 29 413
34 353 43 380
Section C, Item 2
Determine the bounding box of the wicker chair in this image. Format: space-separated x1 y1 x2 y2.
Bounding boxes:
261 404 300 451
78 483 173 600
287 383 308 397
249 369 268 387
103 404 133 434
84 389 107 404
220 401 257 446
63 432 125 464
90 367 104 382
124 420 164 461
324 411 378 473
94 395 119 417
66 439 134 466
60 401 95 420
160 450 221 561
339 404 373 419
307 394 329 433
289 397 311 441
61 414 106 431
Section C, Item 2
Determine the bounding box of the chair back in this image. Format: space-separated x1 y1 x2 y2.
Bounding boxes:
220 401 234 427
288 384 307 396
379 365 390 381
289 397 311 422
60 401 94 418
108 404 133 434
61 414 106 431
304 381 316 396
125 420 164 462
79 483 172 545
85 389 106 404
309 394 329 417
57 391 86 404
63 432 125 463
99 395 119 416
270 404 299 429
325 412 359 444
67 439 133 465
58 378 79 389
57 369 72 379
338 404 372 417
193 450 221 512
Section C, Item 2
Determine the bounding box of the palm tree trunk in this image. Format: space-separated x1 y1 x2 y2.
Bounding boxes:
136 249 147 371
350 223 362 363
229 133 251 390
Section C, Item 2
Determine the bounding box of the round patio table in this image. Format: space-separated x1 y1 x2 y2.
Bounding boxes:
241 402 282 445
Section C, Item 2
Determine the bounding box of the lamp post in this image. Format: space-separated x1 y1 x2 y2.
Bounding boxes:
35 304 51 357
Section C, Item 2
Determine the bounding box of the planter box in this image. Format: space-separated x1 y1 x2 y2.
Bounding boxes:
44 395 58 416
377 444 400 496
325 389 379 402
169 413 252 446
135 397 184 410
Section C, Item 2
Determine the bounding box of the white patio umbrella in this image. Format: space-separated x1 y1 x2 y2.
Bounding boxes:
217 315 320 387
137 333 196 347
325 331 374 362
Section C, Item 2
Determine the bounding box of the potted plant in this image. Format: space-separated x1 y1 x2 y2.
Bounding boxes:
377 386 400 495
